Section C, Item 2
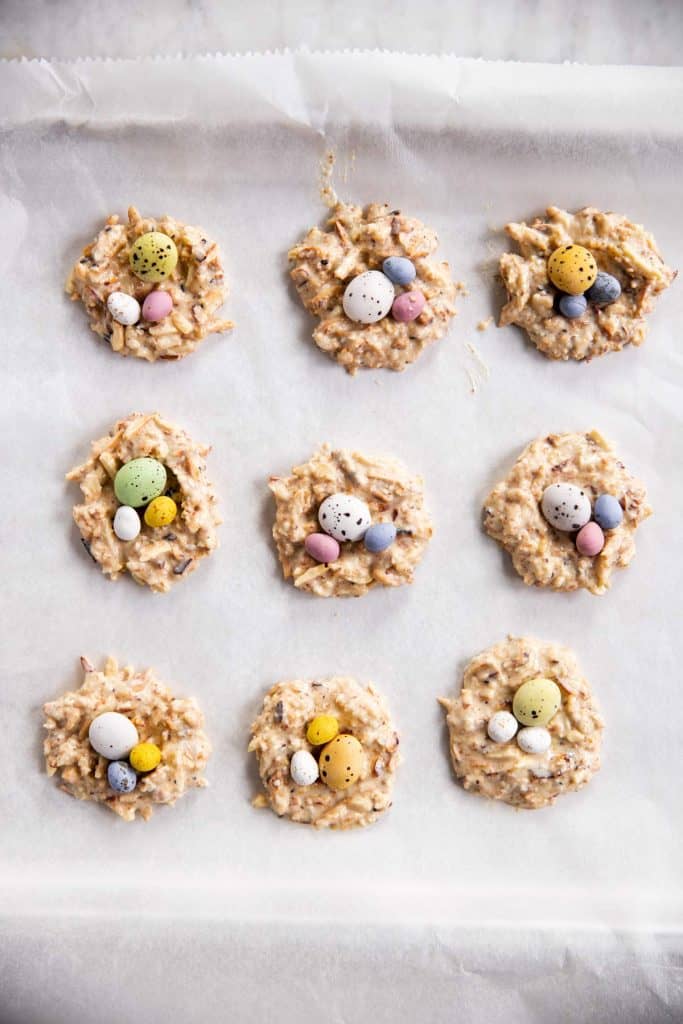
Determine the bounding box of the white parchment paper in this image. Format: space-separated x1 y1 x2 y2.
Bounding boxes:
0 53 681 1023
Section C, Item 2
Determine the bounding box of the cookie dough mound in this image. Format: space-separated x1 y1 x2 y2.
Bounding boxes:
44 656 211 822
483 430 651 595
268 444 433 597
499 206 675 360
439 636 603 809
249 676 400 829
66 206 233 361
67 412 221 593
289 201 458 373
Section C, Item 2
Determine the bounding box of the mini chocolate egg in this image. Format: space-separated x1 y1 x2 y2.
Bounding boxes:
106 291 141 326
342 271 395 324
513 678 562 727
558 293 587 319
144 495 177 528
290 750 319 786
129 232 178 283
576 521 605 557
113 505 141 542
129 742 161 772
391 289 425 323
585 271 621 306
517 727 552 754
306 715 339 746
487 710 518 744
547 244 598 295
382 256 416 286
541 483 591 532
318 493 371 543
593 494 623 531
318 734 364 790
88 712 139 760
107 761 138 793
304 532 340 563
364 522 397 553
114 458 167 508
142 289 173 322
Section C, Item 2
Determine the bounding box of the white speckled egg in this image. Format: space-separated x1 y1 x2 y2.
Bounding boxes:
540 483 591 532
106 291 141 326
517 726 552 754
290 749 319 786
318 493 372 542
487 711 518 744
113 505 141 542
342 271 395 324
88 712 139 760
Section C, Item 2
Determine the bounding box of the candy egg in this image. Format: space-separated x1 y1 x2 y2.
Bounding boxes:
106 291 141 326
290 750 319 787
129 742 161 772
487 710 518 744
114 458 167 508
129 232 178 283
113 505 141 542
541 483 591 532
585 271 621 306
593 493 623 531
107 761 138 794
318 734 364 790
318 493 372 543
547 244 598 295
144 495 178 529
306 715 339 746
382 256 416 286
364 522 397 553
513 678 562 727
142 289 173 322
304 532 340 563
558 293 587 319
576 521 605 557
392 289 426 323
89 712 139 760
342 271 395 324
517 727 552 755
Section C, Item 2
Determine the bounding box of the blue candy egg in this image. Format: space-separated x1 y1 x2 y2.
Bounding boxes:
382 256 416 286
585 271 621 306
593 494 623 531
558 293 587 319
107 761 137 794
364 522 397 553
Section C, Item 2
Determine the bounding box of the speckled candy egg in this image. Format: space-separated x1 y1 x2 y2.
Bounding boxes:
547 244 598 295
382 256 416 286
593 493 623 531
513 678 562 727
487 710 518 744
89 712 139 760
364 522 397 553
114 458 167 508
129 742 161 772
106 291 141 326
129 232 178 283
342 271 395 324
107 760 138 793
517 727 552 755
576 521 605 557
585 271 621 306
306 715 339 746
318 734 364 790
144 495 177 529
142 289 173 322
392 289 426 323
304 532 340 563
541 483 591 532
290 749 319 787
318 493 372 543
113 505 141 542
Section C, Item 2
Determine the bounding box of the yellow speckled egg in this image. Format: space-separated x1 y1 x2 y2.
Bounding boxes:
129 231 178 282
306 715 339 746
547 244 598 295
513 677 562 727
144 495 177 528
129 742 161 772
318 734 364 790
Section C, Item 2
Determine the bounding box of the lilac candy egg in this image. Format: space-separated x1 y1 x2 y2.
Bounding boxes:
593 493 623 531
364 522 397 553
304 532 340 563
382 256 416 286
392 289 425 323
142 290 173 322
576 522 605 557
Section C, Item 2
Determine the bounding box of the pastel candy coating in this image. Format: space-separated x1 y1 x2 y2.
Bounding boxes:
517 727 552 754
513 678 562 727
113 505 141 542
129 232 178 283
558 293 587 319
89 712 139 760
318 493 372 543
106 291 141 326
487 710 518 744
107 761 138 793
593 493 623 530
142 289 173 322
547 245 598 295
541 483 591 532
576 521 605 557
114 458 167 508
364 522 397 553
129 742 161 772
392 289 426 323
290 750 319 787
304 532 340 563
306 715 339 746
585 271 621 306
342 271 395 324
318 734 364 790
144 495 178 528
382 256 416 286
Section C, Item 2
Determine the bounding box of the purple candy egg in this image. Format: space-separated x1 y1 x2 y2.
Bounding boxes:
142 290 173 322
392 289 426 323
576 522 605 557
304 532 340 564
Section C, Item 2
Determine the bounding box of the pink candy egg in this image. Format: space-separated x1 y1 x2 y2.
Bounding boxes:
142 290 173 322
576 522 605 557
392 289 426 323
304 532 340 563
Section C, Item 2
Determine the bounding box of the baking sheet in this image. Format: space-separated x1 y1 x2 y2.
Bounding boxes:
0 52 682 1022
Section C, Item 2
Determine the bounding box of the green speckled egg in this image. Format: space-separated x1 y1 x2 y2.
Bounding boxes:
129 232 178 282
513 677 562 728
114 458 167 508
